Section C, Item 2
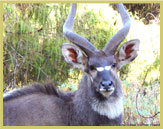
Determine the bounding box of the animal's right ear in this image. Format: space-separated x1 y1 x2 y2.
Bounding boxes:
62 43 88 71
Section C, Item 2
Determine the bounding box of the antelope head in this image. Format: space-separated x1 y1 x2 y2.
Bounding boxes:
62 4 140 99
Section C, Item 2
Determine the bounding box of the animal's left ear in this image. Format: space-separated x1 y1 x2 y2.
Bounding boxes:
116 39 140 69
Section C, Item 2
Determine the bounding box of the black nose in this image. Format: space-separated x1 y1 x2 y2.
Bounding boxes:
101 80 113 89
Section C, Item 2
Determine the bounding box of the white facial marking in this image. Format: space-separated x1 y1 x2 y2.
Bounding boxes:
105 66 111 71
96 66 111 72
99 86 114 92
96 67 104 72
91 97 123 119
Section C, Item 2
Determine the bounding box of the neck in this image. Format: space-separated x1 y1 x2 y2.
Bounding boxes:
74 73 123 120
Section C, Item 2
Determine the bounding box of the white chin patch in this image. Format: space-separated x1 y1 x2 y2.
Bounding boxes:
91 97 123 119
100 90 114 97
99 86 115 97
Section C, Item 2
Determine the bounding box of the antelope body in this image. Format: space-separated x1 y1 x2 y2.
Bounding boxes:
3 3 140 126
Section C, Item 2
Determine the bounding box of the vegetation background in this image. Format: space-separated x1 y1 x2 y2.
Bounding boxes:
3 3 160 125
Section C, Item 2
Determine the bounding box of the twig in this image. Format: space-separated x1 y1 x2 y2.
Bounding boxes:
136 93 160 118
146 13 160 24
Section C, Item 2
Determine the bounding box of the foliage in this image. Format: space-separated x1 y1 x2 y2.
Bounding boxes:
3 3 160 125
3 3 118 90
124 4 160 24
3 4 70 89
111 4 160 24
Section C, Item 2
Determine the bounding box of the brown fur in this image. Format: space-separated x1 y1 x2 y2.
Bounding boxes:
68 48 77 63
125 44 134 59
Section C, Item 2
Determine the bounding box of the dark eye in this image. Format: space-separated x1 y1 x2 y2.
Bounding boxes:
89 65 95 71
112 63 117 68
